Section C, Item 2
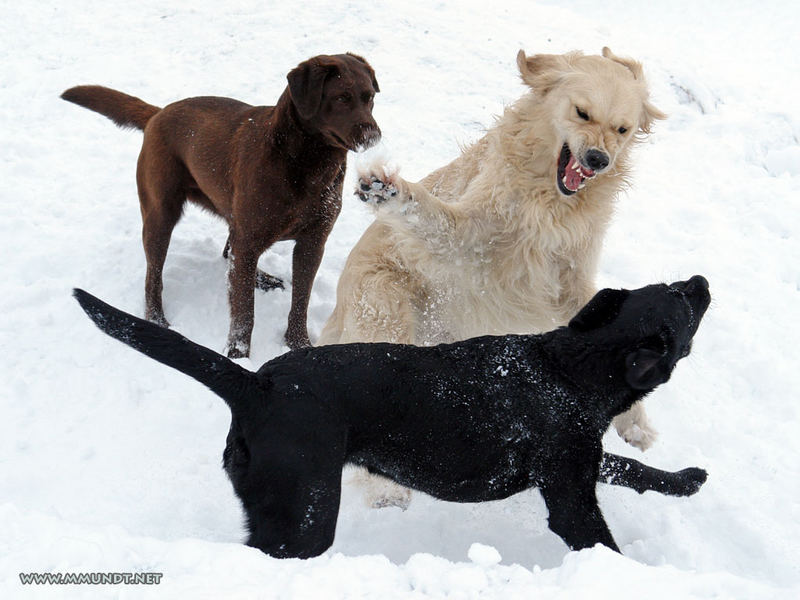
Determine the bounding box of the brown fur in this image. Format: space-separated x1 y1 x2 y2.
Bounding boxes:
62 53 381 357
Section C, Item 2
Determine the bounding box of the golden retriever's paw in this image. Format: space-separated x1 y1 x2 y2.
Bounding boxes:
355 161 403 205
367 487 412 511
356 175 398 204
617 421 658 451
351 468 413 510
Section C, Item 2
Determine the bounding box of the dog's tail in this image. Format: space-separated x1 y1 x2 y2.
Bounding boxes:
73 289 264 418
61 86 160 130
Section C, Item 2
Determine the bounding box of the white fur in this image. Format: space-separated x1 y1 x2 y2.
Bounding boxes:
320 48 666 506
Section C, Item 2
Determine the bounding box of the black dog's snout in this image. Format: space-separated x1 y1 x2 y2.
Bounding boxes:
585 149 609 171
685 275 709 293
672 275 708 295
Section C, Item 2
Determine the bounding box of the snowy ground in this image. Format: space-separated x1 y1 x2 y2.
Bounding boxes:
2 1 799 598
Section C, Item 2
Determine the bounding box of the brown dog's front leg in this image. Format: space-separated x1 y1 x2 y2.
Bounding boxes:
284 231 327 349
225 243 258 358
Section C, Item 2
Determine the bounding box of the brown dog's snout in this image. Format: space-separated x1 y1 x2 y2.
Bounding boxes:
355 122 381 150
585 148 610 171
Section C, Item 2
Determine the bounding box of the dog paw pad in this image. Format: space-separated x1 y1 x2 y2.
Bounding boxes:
356 175 398 204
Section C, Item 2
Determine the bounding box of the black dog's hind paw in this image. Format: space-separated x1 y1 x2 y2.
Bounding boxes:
356 174 398 204
670 467 708 496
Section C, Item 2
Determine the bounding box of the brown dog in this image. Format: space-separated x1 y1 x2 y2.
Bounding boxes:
62 53 381 357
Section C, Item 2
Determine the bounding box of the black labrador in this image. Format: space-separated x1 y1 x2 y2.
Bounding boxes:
73 275 710 558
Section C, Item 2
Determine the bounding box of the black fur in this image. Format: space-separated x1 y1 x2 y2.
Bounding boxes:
73 275 710 558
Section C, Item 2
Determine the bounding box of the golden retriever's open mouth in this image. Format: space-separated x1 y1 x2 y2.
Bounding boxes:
557 143 596 196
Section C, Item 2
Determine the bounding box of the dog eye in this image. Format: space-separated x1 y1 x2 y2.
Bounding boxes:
576 107 590 121
337 93 352 103
361 92 374 104
618 126 628 134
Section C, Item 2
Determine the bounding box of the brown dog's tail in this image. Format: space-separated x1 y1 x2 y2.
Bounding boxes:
61 85 160 130
73 288 267 419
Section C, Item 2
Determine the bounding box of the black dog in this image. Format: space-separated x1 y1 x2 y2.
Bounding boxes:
74 275 710 558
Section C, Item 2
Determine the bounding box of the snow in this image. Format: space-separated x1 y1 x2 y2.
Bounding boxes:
2 0 799 597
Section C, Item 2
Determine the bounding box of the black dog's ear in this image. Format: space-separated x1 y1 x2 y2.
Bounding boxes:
624 348 669 390
568 288 630 332
287 57 340 120
347 52 380 93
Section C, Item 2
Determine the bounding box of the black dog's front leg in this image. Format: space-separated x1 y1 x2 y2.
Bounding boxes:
540 483 620 553
599 452 707 496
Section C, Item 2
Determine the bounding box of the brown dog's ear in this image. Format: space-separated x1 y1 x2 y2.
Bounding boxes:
287 57 340 120
568 288 630 332
602 47 667 134
517 49 575 95
347 52 380 93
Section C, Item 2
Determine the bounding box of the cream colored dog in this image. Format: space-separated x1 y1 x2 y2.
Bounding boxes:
320 48 666 507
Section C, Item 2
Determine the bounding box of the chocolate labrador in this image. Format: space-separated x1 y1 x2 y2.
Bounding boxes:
74 275 710 558
62 53 381 356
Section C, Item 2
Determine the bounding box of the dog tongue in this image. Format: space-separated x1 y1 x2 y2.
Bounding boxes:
564 155 594 192
564 156 583 192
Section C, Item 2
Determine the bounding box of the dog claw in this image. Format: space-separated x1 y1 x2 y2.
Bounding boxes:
355 173 398 204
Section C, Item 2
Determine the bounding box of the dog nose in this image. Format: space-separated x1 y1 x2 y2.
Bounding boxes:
585 149 610 171
684 275 709 293
671 275 709 294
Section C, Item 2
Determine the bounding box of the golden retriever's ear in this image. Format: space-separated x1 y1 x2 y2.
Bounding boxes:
517 50 572 95
639 100 667 134
602 47 667 134
602 47 645 80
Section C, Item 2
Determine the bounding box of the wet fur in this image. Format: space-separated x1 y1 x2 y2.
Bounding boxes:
319 49 666 469
74 276 709 559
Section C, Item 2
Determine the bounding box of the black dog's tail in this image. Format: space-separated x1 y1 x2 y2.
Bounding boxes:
73 289 264 418
61 86 160 130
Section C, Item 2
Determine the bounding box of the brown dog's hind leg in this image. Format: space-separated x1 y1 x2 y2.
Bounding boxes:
223 235 284 292
137 154 185 328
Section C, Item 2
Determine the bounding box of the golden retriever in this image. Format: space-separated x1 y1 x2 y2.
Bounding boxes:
319 47 666 507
